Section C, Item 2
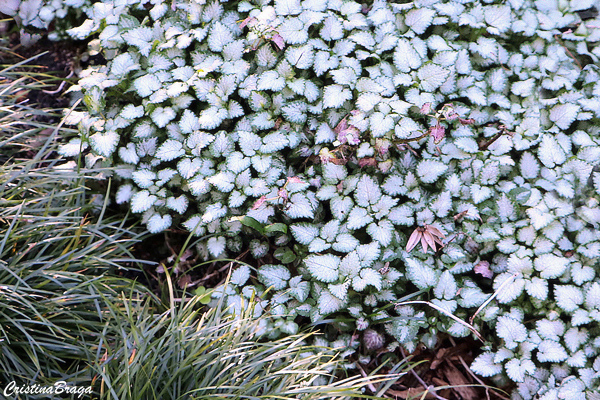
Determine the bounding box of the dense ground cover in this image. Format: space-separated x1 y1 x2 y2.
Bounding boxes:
2 0 600 399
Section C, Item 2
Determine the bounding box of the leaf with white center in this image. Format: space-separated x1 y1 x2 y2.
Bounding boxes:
330 196 353 221
116 184 133 204
147 214 172 233
285 193 315 219
549 103 580 130
133 74 161 98
151 107 176 128
470 184 493 204
434 271 457 300
323 85 352 108
289 276 310 302
454 137 479 153
257 70 285 91
355 175 381 207
519 152 539 179
356 92 382 112
417 160 447 183
537 340 568 363
405 257 437 289
201 203 227 224
555 285 584 312
367 220 393 247
110 53 140 77
321 15 343 41
207 236 226 257
261 132 288 153
352 268 382 291
496 315 527 349
279 17 308 44
405 8 435 35
199 107 227 130
179 109 200 134
347 206 373 230
120 104 144 120
319 289 345 315
329 281 349 300
131 190 156 213
382 175 404 196
258 264 290 290
417 64 449 92
320 220 340 242
585 282 600 309
484 5 511 33
505 358 536 383
493 272 525 303
525 277 548 300
59 138 88 157
286 45 314 69
332 234 360 252
282 101 307 124
322 163 348 183
132 169 155 189
308 238 330 252
356 242 380 268
538 135 566 168
393 39 422 72
534 254 569 279
305 254 339 283
155 140 184 162
208 22 233 52
290 223 319 245
369 112 394 137
122 27 153 56
230 265 250 286
331 67 357 86
90 131 119 157
471 352 502 377
389 205 414 226
166 195 189 214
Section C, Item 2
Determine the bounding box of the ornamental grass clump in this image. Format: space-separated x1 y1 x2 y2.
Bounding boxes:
15 0 600 396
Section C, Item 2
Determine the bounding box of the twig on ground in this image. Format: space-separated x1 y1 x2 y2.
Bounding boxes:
399 347 449 400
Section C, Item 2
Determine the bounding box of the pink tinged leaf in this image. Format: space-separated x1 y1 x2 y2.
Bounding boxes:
319 148 335 163
445 111 459 121
430 124 446 143
474 261 493 279
358 158 377 168
278 188 288 201
459 118 475 125
378 160 393 173
426 225 445 240
287 176 304 184
252 195 267 210
334 118 349 135
420 103 432 115
346 127 361 145
239 16 255 29
406 229 422 252
271 34 285 50
420 234 429 254
422 231 437 252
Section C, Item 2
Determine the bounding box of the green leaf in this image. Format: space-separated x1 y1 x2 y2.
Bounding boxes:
274 247 297 264
194 286 212 304
265 223 288 234
230 216 265 235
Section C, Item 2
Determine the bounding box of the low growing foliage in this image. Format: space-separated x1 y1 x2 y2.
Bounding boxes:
7 0 600 397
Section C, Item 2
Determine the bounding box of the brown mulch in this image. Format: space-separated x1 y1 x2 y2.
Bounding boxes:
364 336 511 400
